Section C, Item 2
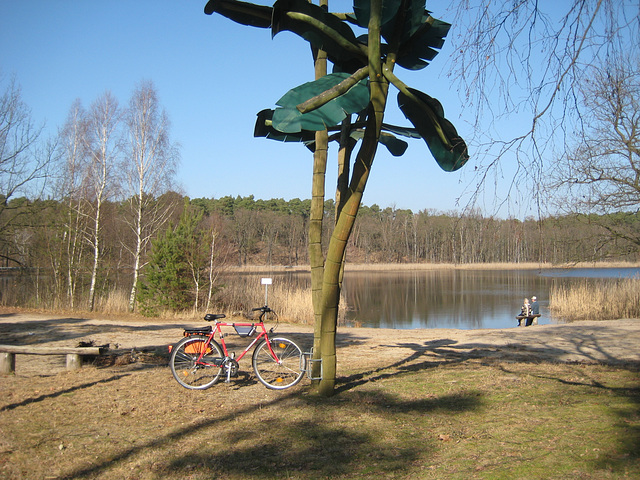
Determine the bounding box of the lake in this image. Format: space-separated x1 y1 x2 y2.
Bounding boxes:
338 267 640 330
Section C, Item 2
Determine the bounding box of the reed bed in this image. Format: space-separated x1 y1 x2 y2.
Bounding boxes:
550 277 640 321
344 262 552 271
215 274 346 324
218 274 314 323
94 288 131 314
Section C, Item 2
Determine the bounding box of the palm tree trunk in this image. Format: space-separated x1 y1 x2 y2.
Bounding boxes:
310 16 329 383
316 0 388 396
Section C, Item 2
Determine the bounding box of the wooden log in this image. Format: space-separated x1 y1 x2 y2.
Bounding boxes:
0 345 105 374
0 345 103 355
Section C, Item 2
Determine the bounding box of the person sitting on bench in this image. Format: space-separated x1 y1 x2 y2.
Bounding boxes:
527 296 540 326
517 298 531 327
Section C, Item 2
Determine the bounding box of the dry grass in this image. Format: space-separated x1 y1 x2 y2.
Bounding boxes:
94 288 131 314
217 275 346 324
551 277 640 321
1 358 638 479
220 275 314 322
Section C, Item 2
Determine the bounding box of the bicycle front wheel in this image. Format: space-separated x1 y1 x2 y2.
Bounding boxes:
169 335 223 390
252 337 305 390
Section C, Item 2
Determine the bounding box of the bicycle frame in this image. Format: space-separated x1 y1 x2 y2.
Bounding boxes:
170 306 307 390
192 321 280 366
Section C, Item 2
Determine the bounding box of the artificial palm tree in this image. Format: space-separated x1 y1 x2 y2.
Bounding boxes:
204 0 469 395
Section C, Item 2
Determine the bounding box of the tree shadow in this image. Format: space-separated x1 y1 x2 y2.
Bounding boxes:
332 329 640 475
0 373 130 412
335 338 459 394
59 382 482 479
4 317 638 477
500 362 640 474
0 315 196 352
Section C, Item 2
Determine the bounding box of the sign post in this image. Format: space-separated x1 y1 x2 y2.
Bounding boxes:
261 277 272 306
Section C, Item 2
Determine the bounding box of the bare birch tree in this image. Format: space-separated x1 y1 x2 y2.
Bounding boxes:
55 99 90 307
123 80 179 312
84 91 121 311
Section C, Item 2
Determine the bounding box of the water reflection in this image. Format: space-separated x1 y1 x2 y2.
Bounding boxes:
340 267 640 330
4 266 637 331
341 270 552 330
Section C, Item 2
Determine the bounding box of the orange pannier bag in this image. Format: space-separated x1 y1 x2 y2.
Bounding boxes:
184 341 212 355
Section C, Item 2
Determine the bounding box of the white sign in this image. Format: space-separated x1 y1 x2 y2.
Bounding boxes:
261 277 272 285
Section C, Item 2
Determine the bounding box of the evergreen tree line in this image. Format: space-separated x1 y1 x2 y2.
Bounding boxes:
192 194 640 266
2 191 638 314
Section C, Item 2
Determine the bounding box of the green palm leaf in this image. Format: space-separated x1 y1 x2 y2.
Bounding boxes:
272 73 370 133
254 109 316 143
397 88 469 172
396 16 450 70
353 0 426 43
352 1 449 71
255 111 408 157
380 123 421 139
350 130 409 157
204 0 272 28
272 0 366 70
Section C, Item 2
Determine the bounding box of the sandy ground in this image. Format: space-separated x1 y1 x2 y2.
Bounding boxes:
1 309 638 376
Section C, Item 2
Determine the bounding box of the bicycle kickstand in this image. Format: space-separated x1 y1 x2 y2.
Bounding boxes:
224 353 235 383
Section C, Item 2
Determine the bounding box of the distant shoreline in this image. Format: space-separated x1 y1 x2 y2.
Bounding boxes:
227 261 640 274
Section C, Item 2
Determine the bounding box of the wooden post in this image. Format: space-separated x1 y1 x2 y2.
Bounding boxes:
0 352 16 374
66 354 83 370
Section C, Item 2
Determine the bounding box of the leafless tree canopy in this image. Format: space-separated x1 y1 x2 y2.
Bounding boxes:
0 75 50 265
445 0 639 214
553 57 640 212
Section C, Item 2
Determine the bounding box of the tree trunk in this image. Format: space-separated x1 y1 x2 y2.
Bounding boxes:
314 0 389 396
88 196 101 312
128 194 143 312
310 18 329 383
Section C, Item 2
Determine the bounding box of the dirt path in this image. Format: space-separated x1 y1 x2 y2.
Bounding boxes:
1 309 638 376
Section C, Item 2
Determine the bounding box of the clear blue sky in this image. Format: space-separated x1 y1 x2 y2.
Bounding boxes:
1 0 520 214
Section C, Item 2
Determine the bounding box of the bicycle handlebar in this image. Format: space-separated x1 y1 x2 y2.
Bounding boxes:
252 306 272 313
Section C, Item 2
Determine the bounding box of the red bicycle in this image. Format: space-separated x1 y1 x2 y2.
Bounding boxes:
169 306 305 390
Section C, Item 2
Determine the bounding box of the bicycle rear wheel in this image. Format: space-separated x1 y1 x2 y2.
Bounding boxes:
169 335 223 390
252 337 304 389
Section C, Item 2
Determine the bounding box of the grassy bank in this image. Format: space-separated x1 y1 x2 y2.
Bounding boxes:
2 359 638 479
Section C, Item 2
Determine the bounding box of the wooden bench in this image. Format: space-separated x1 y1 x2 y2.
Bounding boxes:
0 345 106 374
516 314 541 327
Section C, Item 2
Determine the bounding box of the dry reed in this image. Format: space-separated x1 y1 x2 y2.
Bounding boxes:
215 274 347 324
95 289 131 314
550 277 640 321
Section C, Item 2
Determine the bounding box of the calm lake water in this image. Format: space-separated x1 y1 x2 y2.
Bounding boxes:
337 267 640 330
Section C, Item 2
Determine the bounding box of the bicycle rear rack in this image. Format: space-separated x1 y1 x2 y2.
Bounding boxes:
303 348 322 381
